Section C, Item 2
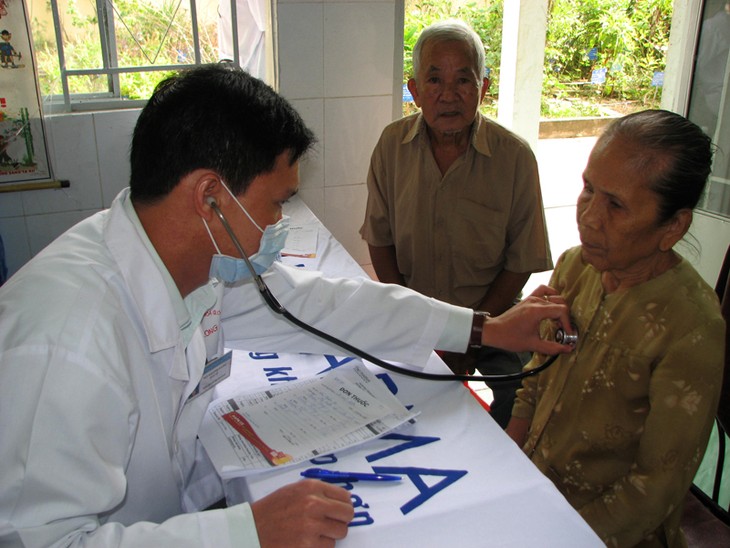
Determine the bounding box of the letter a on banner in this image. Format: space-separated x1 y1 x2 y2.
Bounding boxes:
372 466 467 515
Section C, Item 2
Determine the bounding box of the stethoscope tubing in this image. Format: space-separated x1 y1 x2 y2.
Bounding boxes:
209 199 562 382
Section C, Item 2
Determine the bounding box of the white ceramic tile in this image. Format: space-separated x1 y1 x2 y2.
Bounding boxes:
324 96 392 187
0 216 31 279
26 209 100 256
24 113 102 215
290 99 325 190
297 187 325 221
324 183 369 264
300 143 325 191
324 3 395 97
0 192 23 218
536 136 595 208
94 109 141 207
278 4 324 99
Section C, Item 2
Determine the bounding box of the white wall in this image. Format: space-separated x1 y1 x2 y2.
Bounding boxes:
277 0 399 265
0 109 139 276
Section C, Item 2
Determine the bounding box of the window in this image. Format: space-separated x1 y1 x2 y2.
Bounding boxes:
687 0 730 219
28 0 275 112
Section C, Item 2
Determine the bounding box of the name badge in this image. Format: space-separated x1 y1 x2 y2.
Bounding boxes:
188 351 232 401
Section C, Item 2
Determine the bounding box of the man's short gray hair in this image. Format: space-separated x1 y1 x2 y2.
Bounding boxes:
412 19 486 81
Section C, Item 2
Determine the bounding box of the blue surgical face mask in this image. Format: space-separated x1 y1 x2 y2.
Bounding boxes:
204 181 290 283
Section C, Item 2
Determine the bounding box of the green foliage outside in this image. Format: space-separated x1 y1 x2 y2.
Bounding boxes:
33 0 672 116
404 0 673 119
404 0 503 116
32 0 218 101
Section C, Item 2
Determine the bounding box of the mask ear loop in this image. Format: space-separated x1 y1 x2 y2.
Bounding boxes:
202 216 223 255
219 180 265 233
207 197 280 304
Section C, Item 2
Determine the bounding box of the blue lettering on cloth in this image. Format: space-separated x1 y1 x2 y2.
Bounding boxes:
366 433 440 462
263 366 298 383
372 467 468 515
375 373 398 395
249 352 279 360
349 493 374 527
316 355 356 375
350 511 375 527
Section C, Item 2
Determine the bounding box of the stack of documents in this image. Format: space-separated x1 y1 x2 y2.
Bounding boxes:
199 363 418 478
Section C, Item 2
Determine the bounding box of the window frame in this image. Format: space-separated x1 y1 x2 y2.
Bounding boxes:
41 0 246 113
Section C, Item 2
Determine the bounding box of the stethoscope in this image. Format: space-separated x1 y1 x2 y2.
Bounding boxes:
208 197 576 382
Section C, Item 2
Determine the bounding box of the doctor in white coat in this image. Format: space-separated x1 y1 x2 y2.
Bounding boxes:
0 64 573 547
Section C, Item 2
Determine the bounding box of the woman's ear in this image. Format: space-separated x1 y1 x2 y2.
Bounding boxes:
660 209 692 252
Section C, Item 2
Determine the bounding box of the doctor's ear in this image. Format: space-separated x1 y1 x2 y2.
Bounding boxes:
191 173 225 219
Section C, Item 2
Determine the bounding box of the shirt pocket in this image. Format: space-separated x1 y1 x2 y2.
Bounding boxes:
451 197 507 272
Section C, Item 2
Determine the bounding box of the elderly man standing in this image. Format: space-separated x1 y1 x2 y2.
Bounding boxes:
360 20 552 428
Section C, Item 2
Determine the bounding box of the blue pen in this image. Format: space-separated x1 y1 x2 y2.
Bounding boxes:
300 468 402 482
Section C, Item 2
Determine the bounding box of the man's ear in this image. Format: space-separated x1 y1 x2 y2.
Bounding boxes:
407 78 421 108
660 209 692 252
480 77 490 101
192 172 226 221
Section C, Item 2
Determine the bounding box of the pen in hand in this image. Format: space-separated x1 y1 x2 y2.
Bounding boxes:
301 468 402 482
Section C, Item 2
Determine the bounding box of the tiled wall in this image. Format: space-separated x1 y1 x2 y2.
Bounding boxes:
0 109 139 276
279 0 399 265
1 0 400 277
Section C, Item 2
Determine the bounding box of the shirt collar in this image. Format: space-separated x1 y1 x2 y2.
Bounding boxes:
403 112 492 158
121 193 216 346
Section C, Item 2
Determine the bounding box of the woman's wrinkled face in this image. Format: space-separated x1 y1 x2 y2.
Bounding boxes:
576 138 673 276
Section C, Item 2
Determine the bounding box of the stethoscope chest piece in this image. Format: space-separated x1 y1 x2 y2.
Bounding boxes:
555 325 578 347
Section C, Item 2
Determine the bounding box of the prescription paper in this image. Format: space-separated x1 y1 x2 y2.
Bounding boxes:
281 224 318 258
199 363 418 478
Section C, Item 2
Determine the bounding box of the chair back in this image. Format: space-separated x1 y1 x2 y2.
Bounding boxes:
716 245 730 433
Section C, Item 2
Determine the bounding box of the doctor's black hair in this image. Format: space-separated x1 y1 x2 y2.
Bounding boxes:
594 109 714 224
129 63 315 203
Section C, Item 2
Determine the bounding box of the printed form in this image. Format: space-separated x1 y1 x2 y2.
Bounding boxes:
199 363 418 478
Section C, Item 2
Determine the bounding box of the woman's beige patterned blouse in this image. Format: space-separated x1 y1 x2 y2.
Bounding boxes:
512 246 725 547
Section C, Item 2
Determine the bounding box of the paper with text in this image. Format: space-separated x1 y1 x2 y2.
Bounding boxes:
199 362 418 477
281 224 318 258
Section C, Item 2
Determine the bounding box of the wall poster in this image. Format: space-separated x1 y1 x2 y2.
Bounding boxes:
0 0 51 184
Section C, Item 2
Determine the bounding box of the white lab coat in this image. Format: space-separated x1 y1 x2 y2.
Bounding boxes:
0 189 470 547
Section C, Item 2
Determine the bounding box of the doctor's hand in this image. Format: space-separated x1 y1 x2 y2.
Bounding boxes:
481 285 574 356
251 479 354 548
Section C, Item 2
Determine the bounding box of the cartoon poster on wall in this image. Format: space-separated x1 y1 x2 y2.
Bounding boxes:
0 0 52 183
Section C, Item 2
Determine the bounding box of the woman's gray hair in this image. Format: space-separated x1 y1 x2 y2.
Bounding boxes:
412 19 486 82
596 109 714 223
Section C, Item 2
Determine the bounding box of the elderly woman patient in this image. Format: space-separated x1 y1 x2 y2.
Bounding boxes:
506 110 725 548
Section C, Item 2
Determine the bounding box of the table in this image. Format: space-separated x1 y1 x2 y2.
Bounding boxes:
213 196 602 546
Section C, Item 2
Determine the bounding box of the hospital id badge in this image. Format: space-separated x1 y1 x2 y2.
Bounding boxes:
188 351 232 401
